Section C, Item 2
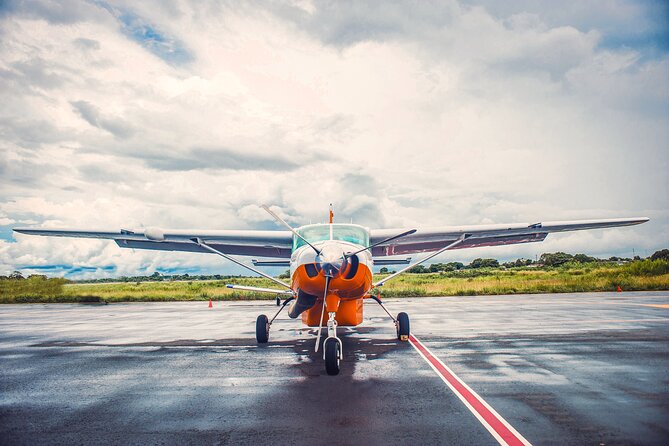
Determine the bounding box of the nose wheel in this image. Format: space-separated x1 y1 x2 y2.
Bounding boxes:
324 337 341 375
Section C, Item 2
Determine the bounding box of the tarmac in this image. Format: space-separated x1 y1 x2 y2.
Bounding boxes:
1 291 668 445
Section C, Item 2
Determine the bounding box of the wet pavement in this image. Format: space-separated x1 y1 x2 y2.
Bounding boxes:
1 291 668 445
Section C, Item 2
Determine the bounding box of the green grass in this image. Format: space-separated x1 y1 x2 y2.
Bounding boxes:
374 260 669 297
1 260 668 303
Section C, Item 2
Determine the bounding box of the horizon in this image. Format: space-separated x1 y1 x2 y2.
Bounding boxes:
1 1 667 279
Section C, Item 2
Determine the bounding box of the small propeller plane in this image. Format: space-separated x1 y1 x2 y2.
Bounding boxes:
14 206 648 375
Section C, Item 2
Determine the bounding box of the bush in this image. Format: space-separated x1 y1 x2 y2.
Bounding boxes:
0 276 68 302
622 259 669 276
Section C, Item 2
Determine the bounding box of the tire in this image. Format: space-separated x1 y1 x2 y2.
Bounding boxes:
256 314 269 343
396 312 410 341
324 338 341 375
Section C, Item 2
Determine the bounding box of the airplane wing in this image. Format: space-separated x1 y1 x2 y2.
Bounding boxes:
369 217 649 256
12 227 294 258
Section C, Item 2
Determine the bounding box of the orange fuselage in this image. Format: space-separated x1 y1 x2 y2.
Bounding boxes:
291 261 373 327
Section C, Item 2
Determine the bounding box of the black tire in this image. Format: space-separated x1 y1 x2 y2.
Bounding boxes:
397 312 410 341
256 314 269 343
324 338 341 375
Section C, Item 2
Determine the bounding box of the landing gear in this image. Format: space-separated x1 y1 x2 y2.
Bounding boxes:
396 311 410 341
256 314 269 343
324 337 341 375
370 294 410 342
315 307 344 375
322 311 343 375
255 296 295 344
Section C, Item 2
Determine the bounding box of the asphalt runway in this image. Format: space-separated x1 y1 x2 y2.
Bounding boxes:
1 292 668 446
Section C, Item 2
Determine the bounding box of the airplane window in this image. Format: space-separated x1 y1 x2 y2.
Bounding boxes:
294 225 330 250
294 224 369 250
332 225 368 246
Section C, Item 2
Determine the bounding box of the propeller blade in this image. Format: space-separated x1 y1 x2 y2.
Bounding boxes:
345 228 417 258
314 275 330 353
261 205 321 255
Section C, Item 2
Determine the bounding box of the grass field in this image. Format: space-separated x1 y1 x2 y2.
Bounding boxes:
2 259 668 303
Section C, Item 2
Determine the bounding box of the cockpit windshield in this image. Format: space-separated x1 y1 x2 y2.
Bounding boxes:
293 224 369 250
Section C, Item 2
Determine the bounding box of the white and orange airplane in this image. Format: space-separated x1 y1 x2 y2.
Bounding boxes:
14 206 648 375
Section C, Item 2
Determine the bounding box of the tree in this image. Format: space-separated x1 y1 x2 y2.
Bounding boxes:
447 262 465 270
650 249 669 261
9 271 24 280
428 263 442 273
573 253 597 263
409 265 428 273
539 252 573 267
379 267 389 274
278 269 290 279
469 258 499 269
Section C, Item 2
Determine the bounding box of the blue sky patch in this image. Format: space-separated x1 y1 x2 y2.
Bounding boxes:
95 1 193 65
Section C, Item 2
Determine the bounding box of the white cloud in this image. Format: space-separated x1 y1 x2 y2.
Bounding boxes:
0 0 666 278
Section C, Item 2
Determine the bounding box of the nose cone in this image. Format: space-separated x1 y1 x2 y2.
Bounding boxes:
318 243 344 277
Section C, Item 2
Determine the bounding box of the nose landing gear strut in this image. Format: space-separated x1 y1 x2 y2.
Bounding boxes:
315 281 343 376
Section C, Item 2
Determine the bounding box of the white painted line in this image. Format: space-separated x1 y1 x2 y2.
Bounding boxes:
409 334 532 446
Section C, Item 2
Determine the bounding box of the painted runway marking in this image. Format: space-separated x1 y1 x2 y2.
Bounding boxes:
409 335 532 446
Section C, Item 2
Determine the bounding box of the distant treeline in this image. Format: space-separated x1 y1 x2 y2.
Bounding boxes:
2 249 667 284
385 249 669 274
69 271 253 284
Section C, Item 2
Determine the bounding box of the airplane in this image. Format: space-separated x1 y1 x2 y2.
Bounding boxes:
13 206 648 375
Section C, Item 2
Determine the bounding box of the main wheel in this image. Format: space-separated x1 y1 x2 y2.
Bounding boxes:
256 314 269 343
324 338 341 376
396 312 410 341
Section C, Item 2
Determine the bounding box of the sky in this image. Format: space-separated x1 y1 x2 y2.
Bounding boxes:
1 0 667 279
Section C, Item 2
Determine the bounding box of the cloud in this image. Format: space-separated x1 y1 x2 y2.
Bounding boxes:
0 0 109 24
73 37 101 51
70 100 135 138
0 0 666 278
140 147 302 172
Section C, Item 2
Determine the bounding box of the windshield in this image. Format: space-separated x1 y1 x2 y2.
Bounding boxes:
293 224 369 250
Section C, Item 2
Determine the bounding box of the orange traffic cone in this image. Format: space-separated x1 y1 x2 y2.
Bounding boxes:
208 298 213 308
617 285 622 292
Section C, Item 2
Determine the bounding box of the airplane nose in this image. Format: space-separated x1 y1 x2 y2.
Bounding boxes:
318 244 344 277
321 261 342 277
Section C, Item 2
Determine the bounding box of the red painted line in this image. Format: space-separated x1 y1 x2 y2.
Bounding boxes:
409 334 531 446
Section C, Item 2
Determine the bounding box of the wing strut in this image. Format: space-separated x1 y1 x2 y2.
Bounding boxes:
345 229 417 258
374 233 470 287
192 238 293 291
